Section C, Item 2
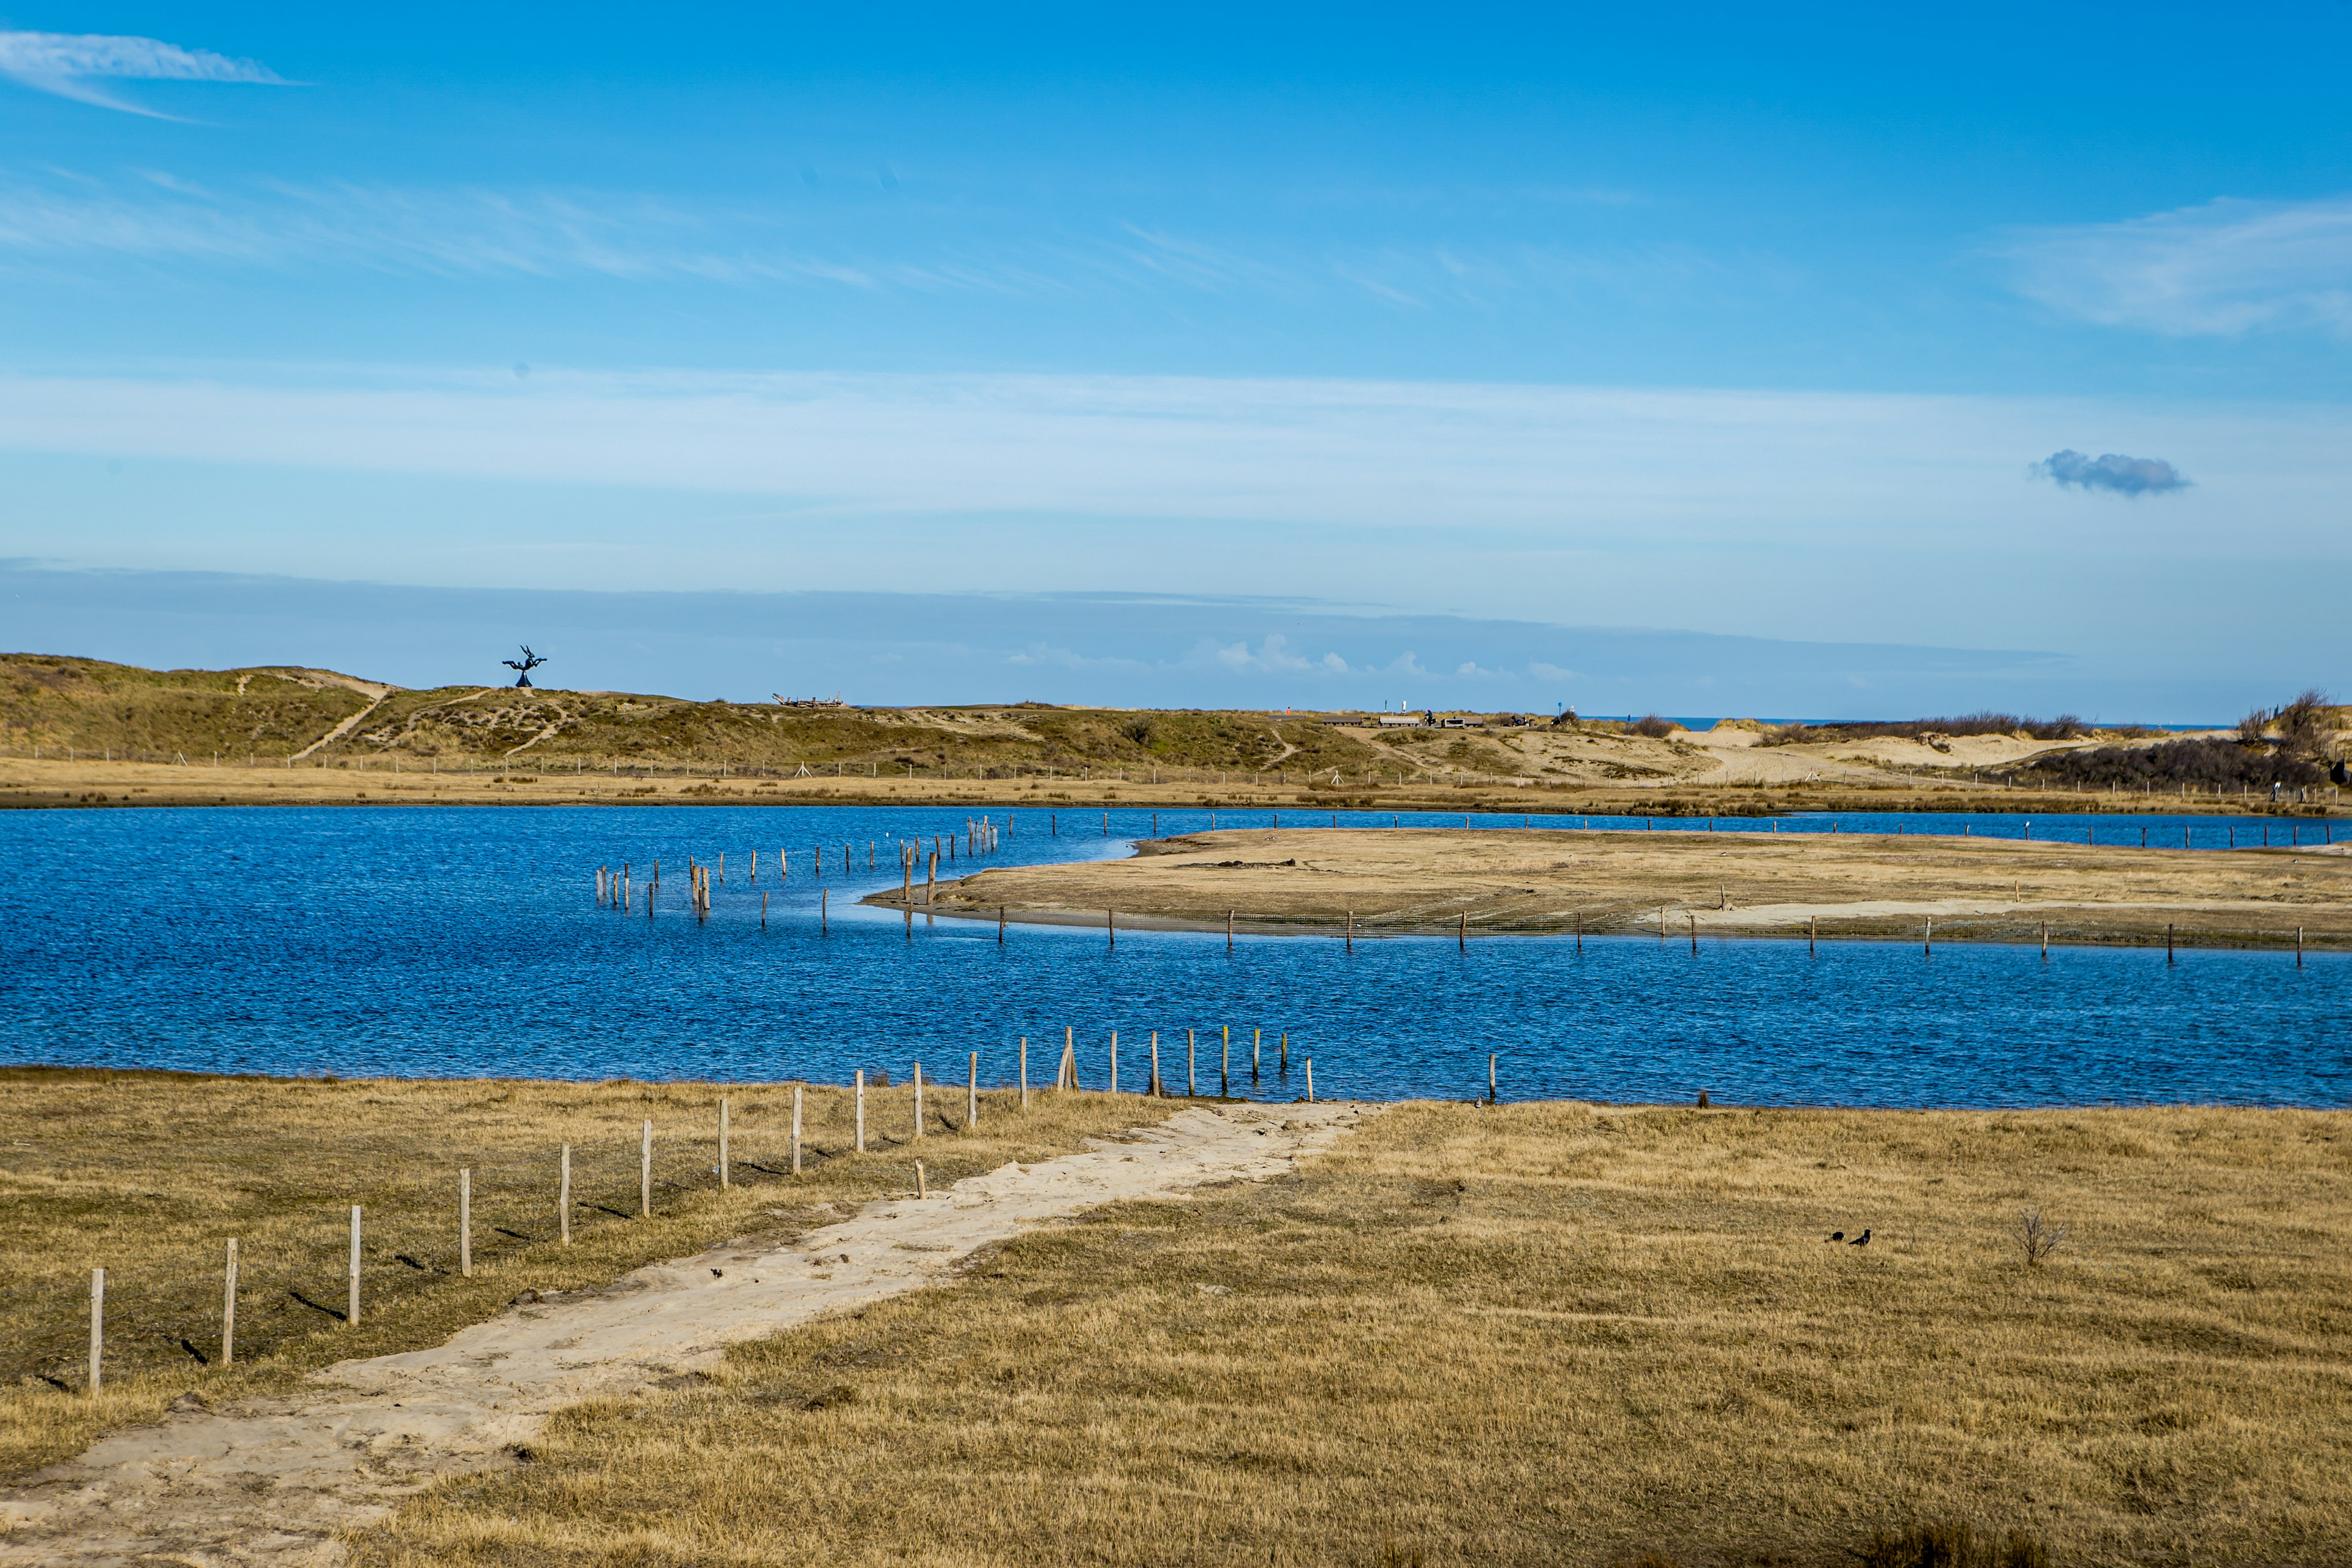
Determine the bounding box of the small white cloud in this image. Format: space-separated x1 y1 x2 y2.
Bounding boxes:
2031 449 2190 497
1528 661 1578 682
0 30 286 116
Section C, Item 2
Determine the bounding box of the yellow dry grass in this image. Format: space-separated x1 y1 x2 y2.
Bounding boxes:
921 826 2352 948
0 1067 1159 1479
356 1101 2352 1567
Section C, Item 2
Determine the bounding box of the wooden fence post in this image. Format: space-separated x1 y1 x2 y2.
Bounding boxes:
1188 1029 1197 1096
460 1169 473 1275
88 1268 103 1393
640 1122 652 1216
1019 1038 1029 1108
560 1145 573 1243
348 1206 362 1327
1306 1060 1314 1102
720 1097 731 1188
969 1052 979 1128
1109 1031 1119 1094
222 1240 238 1365
855 1071 866 1153
1253 1028 1262 1081
913 1063 925 1139
1150 1032 1161 1096
1488 1054 1498 1103
791 1087 804 1175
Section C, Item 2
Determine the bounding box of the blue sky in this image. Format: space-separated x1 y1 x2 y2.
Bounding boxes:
1 2 2348 717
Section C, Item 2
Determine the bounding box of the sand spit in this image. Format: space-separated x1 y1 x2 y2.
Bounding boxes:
876 826 2352 948
0 1104 1369 1566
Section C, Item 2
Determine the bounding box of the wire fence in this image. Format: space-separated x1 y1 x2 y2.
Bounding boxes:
1 1121 797 1392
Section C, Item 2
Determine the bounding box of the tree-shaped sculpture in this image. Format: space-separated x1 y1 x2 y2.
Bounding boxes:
502 646 549 688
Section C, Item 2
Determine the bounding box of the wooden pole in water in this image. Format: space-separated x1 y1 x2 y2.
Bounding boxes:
821 888 828 932
1227 910 1234 949
1460 911 1468 951
459 1171 472 1276
855 1071 866 1152
998 905 1005 943
1150 1031 1161 1096
1689 912 1697 954
222 1240 238 1365
1221 1026 1231 1096
1488 1053 1497 1103
2167 923 2175 963
1280 1031 1288 1072
2041 920 2048 959
1924 919 1932 956
1108 908 1115 949
1188 1029 1197 1096
791 1087 804 1175
88 1268 103 1393
640 1122 653 1216
1253 1028 1261 1081
926 852 937 903
1019 1038 1029 1108
1575 910 1582 952
560 1145 572 1242
2297 927 2304 968
1809 915 1816 954
348 1206 363 1327
720 1097 730 1187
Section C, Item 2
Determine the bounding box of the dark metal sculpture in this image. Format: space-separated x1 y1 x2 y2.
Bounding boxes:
502 646 548 688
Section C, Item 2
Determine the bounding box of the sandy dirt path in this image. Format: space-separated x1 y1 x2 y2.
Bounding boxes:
0 1103 1370 1566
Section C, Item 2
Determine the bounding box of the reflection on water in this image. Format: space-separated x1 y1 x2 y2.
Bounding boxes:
0 805 2342 1107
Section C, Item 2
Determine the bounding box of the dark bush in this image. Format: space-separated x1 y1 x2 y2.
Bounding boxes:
1630 714 1675 739
1762 712 2085 747
1858 1520 2049 1568
2022 736 2323 791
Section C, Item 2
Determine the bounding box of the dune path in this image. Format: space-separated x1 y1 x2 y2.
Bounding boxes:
0 1103 1372 1566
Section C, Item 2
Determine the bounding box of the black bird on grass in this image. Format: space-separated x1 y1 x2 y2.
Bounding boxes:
1849 1228 1872 1246
1826 1231 1844 1242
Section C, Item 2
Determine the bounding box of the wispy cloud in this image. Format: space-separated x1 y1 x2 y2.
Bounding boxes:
0 30 285 116
2005 195 2352 337
2031 449 2190 497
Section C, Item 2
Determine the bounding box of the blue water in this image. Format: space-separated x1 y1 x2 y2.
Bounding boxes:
0 805 2343 1108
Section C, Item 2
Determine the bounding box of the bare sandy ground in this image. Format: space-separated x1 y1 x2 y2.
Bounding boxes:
0 1103 1368 1566
891 826 2352 948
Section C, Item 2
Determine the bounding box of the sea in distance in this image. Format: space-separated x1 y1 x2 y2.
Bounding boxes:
1 804 2343 1109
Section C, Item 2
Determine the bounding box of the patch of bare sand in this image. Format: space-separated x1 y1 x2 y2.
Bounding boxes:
0 1104 1371 1566
891 826 2352 947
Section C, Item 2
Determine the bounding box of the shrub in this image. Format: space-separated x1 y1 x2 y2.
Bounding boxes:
2021 736 2323 790
1859 1520 2049 1568
1630 714 1675 739
1760 713 2085 747
2013 1207 2065 1268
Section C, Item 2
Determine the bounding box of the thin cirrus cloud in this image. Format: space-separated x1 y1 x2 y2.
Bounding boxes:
2003 195 2352 338
2030 450 2190 497
0 30 286 116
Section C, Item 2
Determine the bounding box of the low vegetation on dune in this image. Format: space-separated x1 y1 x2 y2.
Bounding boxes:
0 1068 1153 1477
1760 712 2094 747
2019 693 2346 793
354 1101 2352 1567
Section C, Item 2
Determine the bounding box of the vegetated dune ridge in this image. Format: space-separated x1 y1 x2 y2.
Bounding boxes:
894 825 2352 948
7 652 2342 815
351 1099 2352 1568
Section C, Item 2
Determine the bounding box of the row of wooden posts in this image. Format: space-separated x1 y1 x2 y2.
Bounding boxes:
75 1023 1313 1397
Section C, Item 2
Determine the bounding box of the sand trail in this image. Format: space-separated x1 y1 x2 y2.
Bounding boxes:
0 1103 1369 1566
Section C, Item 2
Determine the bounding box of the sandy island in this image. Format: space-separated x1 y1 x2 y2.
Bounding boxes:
875 826 2352 948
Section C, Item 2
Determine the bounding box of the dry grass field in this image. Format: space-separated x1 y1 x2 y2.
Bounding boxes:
353 1101 2352 1568
916 826 2352 948
0 1068 1157 1479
